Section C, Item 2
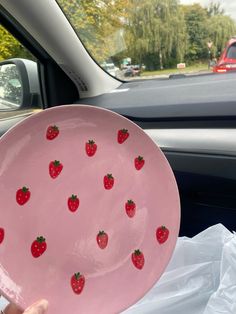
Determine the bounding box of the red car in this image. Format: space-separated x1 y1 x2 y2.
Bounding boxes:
213 37 236 73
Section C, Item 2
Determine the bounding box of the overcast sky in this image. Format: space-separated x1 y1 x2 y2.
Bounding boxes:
180 0 236 20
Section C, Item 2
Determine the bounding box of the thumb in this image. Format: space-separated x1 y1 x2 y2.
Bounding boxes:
23 300 48 314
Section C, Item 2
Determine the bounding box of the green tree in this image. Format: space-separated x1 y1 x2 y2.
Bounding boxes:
0 25 34 61
208 13 236 58
207 1 224 16
126 0 187 70
57 0 130 63
182 4 209 61
183 2 236 62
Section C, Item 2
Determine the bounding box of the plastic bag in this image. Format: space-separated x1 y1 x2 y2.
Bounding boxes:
123 224 235 314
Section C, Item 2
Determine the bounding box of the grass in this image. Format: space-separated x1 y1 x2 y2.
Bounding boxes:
141 62 210 77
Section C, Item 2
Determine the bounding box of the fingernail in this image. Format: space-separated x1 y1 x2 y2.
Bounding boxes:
24 299 48 314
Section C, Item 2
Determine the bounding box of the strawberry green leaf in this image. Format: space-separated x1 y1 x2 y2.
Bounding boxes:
37 236 45 243
22 186 29 193
121 129 128 133
53 160 61 166
75 272 81 280
71 194 78 200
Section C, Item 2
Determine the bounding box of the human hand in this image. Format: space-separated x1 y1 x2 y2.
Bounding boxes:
3 299 48 314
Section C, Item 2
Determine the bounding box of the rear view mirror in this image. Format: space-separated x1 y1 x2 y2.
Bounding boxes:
0 58 41 111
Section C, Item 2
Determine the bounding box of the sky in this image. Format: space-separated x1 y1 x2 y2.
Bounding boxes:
180 0 236 20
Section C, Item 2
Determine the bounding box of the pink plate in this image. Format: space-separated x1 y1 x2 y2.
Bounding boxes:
0 105 180 314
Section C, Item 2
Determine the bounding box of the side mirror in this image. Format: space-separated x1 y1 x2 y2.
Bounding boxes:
0 58 41 111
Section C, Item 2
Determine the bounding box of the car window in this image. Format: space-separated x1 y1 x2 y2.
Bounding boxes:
227 43 236 59
56 0 236 81
0 24 41 119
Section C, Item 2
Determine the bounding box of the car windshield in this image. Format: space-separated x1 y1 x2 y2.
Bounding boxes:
227 43 236 59
56 0 236 80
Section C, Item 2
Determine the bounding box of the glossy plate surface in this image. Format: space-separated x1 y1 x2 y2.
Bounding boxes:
0 105 180 314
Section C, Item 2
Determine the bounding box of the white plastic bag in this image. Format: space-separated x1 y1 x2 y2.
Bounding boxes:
203 229 236 314
123 224 235 314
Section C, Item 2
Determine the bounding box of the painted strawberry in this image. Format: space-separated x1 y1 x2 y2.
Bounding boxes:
156 226 169 244
31 236 47 258
0 228 5 244
85 140 97 157
68 194 80 212
46 125 59 140
16 186 31 205
71 272 85 295
135 156 145 170
131 249 145 270
125 200 136 218
103 174 114 190
96 231 108 249
117 129 129 144
49 160 63 178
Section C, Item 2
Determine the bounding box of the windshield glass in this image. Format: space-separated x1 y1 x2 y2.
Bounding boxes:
56 0 236 80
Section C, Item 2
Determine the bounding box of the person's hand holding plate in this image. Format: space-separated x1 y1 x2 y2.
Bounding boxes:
3 300 48 314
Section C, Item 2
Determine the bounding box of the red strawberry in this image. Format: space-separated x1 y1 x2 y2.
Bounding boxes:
96 231 108 249
68 194 80 212
46 125 59 140
135 156 145 170
103 174 114 190
85 140 97 157
0 228 5 244
71 272 85 295
49 160 63 178
131 249 145 270
31 236 47 258
125 200 136 218
16 186 31 205
156 226 169 244
117 129 129 144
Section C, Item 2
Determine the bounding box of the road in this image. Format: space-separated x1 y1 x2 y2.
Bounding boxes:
117 72 236 107
78 71 236 112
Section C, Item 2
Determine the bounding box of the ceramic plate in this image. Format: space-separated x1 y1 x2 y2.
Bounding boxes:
0 105 180 314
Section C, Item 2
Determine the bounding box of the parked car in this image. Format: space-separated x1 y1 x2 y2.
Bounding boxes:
102 62 118 77
213 37 236 73
123 65 141 77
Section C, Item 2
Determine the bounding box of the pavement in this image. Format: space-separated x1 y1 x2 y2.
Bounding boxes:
121 69 212 81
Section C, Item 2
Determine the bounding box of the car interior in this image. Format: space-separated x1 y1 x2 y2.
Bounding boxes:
1 0 236 312
1 0 236 238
